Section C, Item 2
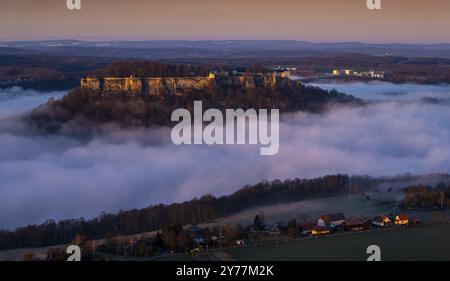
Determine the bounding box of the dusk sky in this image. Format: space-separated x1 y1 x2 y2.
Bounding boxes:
1 0 450 43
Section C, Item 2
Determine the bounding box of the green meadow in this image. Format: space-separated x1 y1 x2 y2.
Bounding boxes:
228 223 450 261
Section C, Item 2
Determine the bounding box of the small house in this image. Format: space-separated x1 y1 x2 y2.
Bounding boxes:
299 222 315 236
372 215 391 227
312 226 330 236
317 213 346 228
299 222 316 236
345 216 366 231
394 214 409 225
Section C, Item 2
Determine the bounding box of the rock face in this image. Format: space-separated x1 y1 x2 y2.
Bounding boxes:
80 74 299 96
103 77 143 95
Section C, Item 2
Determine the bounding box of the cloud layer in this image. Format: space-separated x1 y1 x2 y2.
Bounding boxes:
0 82 450 229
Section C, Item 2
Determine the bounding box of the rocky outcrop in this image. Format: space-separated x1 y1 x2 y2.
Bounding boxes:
81 76 215 96
80 74 300 96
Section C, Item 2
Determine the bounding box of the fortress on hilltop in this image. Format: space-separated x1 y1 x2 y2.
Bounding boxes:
80 68 300 96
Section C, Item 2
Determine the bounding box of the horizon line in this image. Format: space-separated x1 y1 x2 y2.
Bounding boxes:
1 39 450 46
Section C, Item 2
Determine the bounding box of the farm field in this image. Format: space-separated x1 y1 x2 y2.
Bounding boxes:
228 223 450 261
214 194 447 226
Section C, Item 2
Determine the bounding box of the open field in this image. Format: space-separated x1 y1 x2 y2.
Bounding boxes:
0 245 65 261
228 223 450 261
215 195 387 226
213 194 449 226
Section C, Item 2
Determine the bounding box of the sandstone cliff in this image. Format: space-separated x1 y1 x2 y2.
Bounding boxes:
80 74 300 96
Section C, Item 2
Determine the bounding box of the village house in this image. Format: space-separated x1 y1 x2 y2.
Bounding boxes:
317 213 346 229
299 222 316 236
344 216 366 231
372 215 391 227
394 214 409 225
312 226 330 236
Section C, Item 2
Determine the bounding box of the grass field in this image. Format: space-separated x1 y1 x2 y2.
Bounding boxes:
228 223 450 261
213 194 448 226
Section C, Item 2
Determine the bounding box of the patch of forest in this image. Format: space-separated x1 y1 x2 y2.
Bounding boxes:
400 184 450 209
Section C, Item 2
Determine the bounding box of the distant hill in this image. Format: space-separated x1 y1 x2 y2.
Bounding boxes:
3 40 450 58
0 51 114 91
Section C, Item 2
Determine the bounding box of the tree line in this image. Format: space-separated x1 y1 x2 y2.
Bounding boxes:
0 174 355 250
401 184 450 209
91 61 213 78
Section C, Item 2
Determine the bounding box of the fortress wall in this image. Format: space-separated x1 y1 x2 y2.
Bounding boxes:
127 78 143 95
175 77 213 90
103 78 127 93
81 78 101 91
80 75 296 95
163 78 177 95
145 78 162 96
103 77 143 94
173 77 213 95
145 77 213 96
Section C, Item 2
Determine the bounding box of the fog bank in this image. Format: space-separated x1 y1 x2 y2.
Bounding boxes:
0 83 449 229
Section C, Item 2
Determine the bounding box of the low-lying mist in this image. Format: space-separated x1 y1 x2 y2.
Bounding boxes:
0 87 66 119
1 82 450 229
309 81 450 103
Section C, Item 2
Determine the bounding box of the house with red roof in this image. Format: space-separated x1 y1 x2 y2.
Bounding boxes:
317 213 346 229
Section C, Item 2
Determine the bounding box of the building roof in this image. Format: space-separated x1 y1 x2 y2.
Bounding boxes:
300 222 316 231
320 213 346 223
313 226 329 232
373 215 390 223
345 216 365 226
396 214 409 220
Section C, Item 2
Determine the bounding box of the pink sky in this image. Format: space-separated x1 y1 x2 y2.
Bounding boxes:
0 0 449 43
